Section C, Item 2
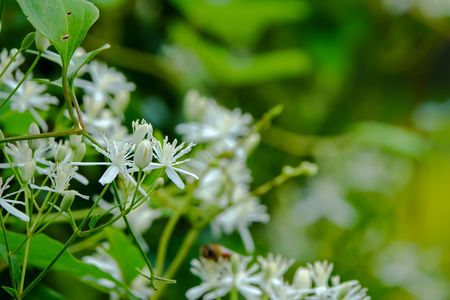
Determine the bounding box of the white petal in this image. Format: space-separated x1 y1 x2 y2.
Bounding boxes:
165 167 185 189
99 165 119 185
1 200 30 222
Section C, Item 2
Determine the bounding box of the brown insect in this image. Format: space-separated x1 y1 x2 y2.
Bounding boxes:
200 244 233 261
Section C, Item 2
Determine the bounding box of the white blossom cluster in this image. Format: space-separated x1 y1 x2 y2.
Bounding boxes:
176 90 269 252
382 0 450 18
0 47 197 224
187 252 370 300
0 48 58 131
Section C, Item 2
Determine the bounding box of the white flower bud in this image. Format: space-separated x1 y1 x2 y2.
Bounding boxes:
69 135 83 149
132 120 153 145
28 123 42 150
293 267 312 289
55 144 70 162
21 160 36 182
134 140 153 170
60 192 75 211
72 143 86 162
35 31 50 52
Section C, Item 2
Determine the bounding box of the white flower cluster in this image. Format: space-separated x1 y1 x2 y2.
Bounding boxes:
177 90 269 252
0 47 198 224
187 251 370 300
382 0 450 18
0 48 59 131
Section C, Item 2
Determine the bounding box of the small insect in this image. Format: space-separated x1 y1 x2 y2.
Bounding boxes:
200 244 233 261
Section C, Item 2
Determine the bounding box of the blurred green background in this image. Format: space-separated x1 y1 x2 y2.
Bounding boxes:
1 0 450 299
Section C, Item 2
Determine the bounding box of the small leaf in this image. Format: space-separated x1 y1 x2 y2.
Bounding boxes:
21 32 36 50
67 43 110 83
88 214 101 229
2 286 17 298
0 0 5 33
27 285 65 300
106 228 146 284
16 0 99 68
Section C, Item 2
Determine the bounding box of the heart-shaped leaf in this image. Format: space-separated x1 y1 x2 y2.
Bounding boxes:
16 0 99 69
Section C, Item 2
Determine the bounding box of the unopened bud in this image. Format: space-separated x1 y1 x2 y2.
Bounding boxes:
293 267 312 289
69 135 83 149
60 192 75 211
55 143 70 162
28 123 42 150
22 160 36 182
35 31 50 52
134 140 153 170
300 161 318 177
72 143 86 162
132 119 153 145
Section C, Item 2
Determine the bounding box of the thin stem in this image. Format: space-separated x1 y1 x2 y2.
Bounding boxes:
20 184 111 298
112 179 157 289
230 287 239 300
0 52 41 111
17 190 31 297
0 128 82 144
61 66 79 127
0 211 17 290
152 228 200 300
155 208 182 276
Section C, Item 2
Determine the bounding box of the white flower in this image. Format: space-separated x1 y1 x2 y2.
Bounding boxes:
77 61 135 105
255 253 295 297
186 256 261 300
1 70 59 131
144 137 197 189
176 96 252 151
211 196 269 252
0 48 24 81
0 176 29 222
30 162 88 200
132 119 153 145
75 139 135 185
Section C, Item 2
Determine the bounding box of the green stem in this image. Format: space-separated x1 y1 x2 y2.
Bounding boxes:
230 287 239 300
20 184 110 299
17 190 31 297
112 179 157 289
0 128 82 144
0 52 41 111
152 227 200 300
0 211 17 290
155 209 182 276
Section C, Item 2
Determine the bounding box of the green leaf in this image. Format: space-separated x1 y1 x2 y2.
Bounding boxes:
171 0 309 46
27 285 65 300
88 214 101 229
16 0 99 68
67 43 110 83
0 230 125 290
105 228 146 284
0 0 5 33
20 32 36 50
351 122 430 158
169 22 311 86
2 286 17 298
